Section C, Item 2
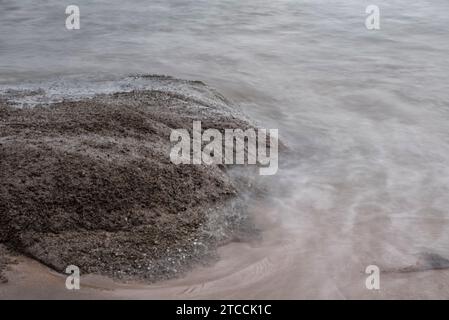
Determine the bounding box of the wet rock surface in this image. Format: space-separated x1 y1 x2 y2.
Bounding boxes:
0 77 257 282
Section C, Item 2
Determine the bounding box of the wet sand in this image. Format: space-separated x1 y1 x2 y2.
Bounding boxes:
2 197 449 300
3 223 449 299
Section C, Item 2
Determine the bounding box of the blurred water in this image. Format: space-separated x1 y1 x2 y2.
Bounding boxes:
1 0 449 298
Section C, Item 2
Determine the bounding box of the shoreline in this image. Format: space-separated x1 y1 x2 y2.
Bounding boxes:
4 221 449 300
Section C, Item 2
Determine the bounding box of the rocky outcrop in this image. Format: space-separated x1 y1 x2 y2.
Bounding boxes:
0 77 257 282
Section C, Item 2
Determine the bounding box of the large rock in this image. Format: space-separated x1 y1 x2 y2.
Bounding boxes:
0 77 255 281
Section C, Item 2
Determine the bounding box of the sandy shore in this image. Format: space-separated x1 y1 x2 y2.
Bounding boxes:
3 221 449 300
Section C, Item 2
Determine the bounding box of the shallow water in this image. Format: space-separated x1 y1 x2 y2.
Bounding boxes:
1 0 449 298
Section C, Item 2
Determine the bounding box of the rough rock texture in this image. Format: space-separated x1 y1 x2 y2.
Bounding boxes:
0 77 257 282
0 245 11 283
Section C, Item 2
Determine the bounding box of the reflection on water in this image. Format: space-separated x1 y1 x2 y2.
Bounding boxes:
1 0 449 298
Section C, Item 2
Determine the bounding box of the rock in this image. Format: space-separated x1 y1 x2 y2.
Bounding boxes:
0 77 258 282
